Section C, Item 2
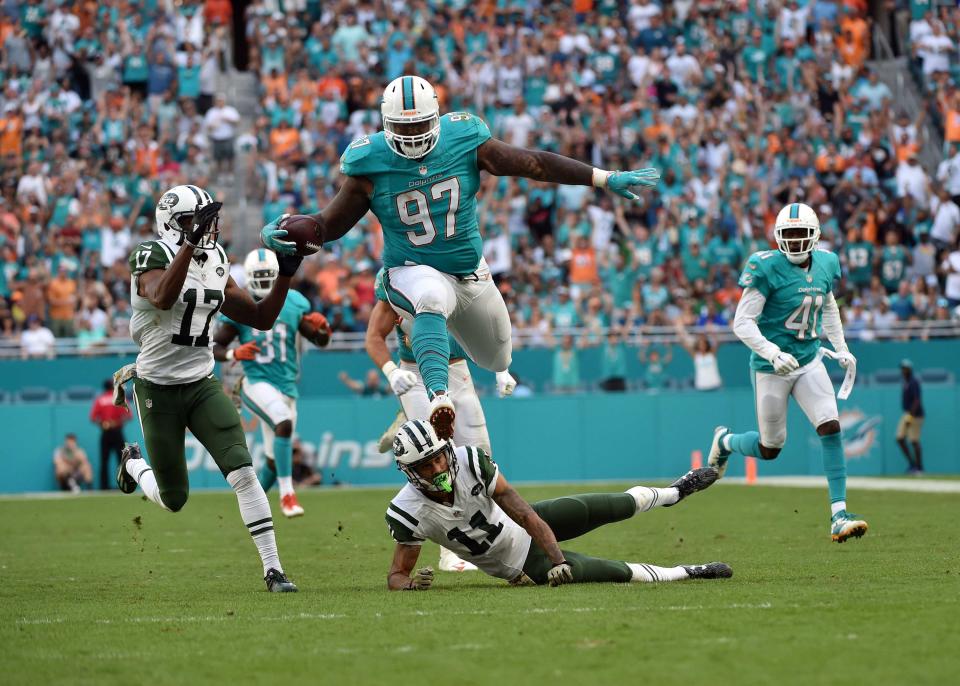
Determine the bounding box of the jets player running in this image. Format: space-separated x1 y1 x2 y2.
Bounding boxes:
707 202 867 543
369 267 515 572
385 420 731 589
116 185 302 591
212 249 332 518
261 75 658 440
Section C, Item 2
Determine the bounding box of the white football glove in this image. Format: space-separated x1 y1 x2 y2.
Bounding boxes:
834 351 857 369
408 566 434 590
496 370 517 398
771 351 800 375
387 367 418 396
547 561 574 587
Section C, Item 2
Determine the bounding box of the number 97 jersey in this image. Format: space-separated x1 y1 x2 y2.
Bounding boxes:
738 249 842 374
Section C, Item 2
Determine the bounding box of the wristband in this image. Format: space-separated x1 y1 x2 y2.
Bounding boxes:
381 360 398 380
226 349 235 361
592 168 610 188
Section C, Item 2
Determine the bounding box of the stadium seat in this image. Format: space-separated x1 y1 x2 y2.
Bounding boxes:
871 369 902 385
17 387 53 403
918 368 954 385
61 386 98 402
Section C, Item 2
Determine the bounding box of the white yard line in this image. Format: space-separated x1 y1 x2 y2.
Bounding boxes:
721 476 960 494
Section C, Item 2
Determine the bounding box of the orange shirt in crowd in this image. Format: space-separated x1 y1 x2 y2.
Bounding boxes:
815 151 847 174
644 122 674 142
134 142 159 176
263 73 288 101
895 141 920 163
573 0 593 13
47 277 77 321
204 0 233 25
0 112 23 158
315 263 347 304
945 108 960 143
569 247 599 285
269 127 299 158
317 75 347 100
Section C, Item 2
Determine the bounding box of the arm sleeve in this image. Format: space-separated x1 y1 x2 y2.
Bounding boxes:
732 288 782 363
821 291 848 354
471 447 499 496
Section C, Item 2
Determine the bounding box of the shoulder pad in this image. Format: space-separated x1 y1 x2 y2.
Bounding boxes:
129 241 173 275
441 111 491 150
339 133 387 176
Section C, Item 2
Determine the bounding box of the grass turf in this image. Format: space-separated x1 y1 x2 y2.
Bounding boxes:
2 482 958 686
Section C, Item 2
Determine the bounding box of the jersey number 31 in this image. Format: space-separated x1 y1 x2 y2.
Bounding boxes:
785 294 824 340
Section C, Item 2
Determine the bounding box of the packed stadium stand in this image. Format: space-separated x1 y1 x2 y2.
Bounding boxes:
2 0 959 366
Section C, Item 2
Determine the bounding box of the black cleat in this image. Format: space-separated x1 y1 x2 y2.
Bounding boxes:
682 562 733 580
664 467 719 506
117 443 141 494
265 568 298 593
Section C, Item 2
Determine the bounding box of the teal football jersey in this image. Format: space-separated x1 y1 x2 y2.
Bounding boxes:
374 268 467 362
221 290 311 398
340 112 491 276
738 250 842 373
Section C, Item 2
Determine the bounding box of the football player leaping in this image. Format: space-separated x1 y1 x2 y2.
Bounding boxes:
368 267 516 572
708 202 867 543
385 420 731 589
115 185 303 591
261 75 658 440
212 249 332 519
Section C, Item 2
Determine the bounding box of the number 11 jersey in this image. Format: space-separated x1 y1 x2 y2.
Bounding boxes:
385 446 532 581
129 240 229 385
738 248 842 374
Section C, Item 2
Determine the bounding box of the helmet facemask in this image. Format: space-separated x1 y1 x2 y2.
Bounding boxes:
396 441 458 494
775 224 820 264
383 113 440 160
247 267 277 300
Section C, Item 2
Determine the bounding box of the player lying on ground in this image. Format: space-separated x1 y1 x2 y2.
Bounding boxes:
368 267 516 572
261 74 659 440
115 185 302 591
385 420 731 589
213 249 331 518
707 202 867 543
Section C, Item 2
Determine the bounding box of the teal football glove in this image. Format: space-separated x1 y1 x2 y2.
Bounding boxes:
606 168 661 200
260 214 297 255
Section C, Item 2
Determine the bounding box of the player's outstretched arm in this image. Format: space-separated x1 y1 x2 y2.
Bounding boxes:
733 288 798 374
212 322 241 362
492 474 566 568
387 543 432 591
476 138 659 200
309 175 373 245
221 267 297 331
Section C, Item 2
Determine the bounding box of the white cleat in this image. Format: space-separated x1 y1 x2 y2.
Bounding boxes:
280 492 305 518
378 408 408 453
428 392 456 441
438 546 478 572
708 425 732 479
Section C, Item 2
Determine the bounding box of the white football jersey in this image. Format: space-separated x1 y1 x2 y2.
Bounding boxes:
129 240 230 385
385 446 531 581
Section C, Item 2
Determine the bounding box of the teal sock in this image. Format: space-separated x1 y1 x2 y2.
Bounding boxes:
820 432 846 505
258 462 277 492
274 436 292 479
727 431 761 458
411 312 450 396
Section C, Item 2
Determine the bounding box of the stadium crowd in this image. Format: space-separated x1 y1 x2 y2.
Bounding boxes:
3 0 960 364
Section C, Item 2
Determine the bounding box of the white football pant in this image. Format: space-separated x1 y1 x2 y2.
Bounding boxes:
240 378 297 459
753 359 838 449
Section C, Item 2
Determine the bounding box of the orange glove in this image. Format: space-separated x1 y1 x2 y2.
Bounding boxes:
303 312 331 333
233 341 261 361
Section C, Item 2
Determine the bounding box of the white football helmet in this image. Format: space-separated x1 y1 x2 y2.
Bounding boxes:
774 202 821 264
393 419 458 493
155 184 219 251
243 249 279 300
381 75 440 159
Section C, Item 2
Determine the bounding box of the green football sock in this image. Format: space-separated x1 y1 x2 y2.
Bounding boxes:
411 312 450 396
820 432 846 505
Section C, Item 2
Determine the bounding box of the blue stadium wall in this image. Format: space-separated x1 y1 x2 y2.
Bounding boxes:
2 380 959 493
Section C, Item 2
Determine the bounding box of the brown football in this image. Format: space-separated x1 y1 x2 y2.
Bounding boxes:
279 214 324 256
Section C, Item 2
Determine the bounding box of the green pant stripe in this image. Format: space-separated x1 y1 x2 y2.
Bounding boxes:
383 271 416 315
240 388 276 429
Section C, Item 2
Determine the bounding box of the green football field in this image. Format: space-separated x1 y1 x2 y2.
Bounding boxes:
3 482 958 686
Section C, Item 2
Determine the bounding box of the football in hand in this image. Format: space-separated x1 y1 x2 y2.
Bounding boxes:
279 215 324 256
